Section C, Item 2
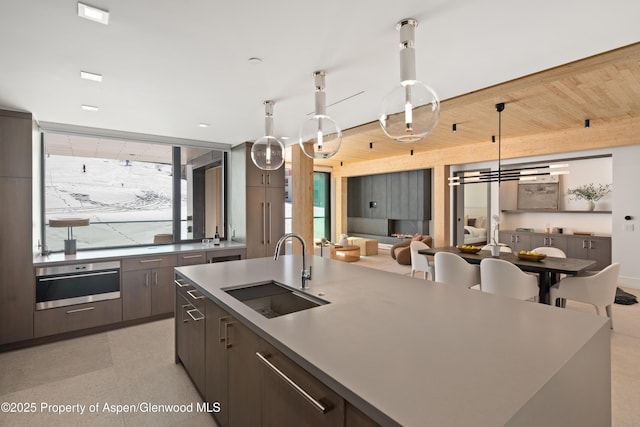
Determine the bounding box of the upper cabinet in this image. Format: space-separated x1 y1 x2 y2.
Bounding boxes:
0 109 33 178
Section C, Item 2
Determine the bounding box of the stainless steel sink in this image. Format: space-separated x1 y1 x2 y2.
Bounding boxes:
224 281 329 319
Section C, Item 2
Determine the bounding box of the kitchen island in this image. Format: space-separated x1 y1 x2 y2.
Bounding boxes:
175 254 611 427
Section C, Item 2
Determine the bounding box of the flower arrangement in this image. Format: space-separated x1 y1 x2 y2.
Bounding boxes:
491 214 500 246
567 183 611 202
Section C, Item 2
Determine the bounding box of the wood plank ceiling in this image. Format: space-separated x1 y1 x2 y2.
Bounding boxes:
312 42 640 169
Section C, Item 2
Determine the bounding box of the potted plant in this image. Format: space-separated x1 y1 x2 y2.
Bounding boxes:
567 183 611 210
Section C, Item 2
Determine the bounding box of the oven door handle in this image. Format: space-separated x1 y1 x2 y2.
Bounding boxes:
38 270 119 282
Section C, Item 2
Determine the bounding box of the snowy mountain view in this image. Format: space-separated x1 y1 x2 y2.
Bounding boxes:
45 155 185 252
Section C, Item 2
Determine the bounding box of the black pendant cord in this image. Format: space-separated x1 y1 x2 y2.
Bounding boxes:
495 102 505 186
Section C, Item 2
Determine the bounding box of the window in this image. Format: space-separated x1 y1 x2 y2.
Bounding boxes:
42 132 225 252
283 169 331 240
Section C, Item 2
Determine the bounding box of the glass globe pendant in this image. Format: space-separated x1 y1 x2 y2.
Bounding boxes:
379 19 440 143
299 71 342 159
251 100 285 170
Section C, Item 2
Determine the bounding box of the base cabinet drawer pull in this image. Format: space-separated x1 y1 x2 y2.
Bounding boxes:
174 279 189 288
187 289 204 300
186 308 204 321
66 306 95 314
182 254 204 259
219 316 228 343
255 352 329 414
139 258 163 263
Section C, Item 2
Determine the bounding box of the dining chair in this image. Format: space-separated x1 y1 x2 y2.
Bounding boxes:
480 258 539 301
549 263 620 329
410 241 435 280
532 247 566 258
434 252 480 289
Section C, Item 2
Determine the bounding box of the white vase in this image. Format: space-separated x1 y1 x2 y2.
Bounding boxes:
587 200 596 211
490 245 501 257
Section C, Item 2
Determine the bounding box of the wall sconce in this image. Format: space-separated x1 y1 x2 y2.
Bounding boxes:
251 100 285 170
299 71 342 159
379 18 440 143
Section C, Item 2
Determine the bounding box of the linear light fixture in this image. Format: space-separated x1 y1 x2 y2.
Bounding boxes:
78 2 110 25
80 71 103 82
81 104 99 111
449 103 569 185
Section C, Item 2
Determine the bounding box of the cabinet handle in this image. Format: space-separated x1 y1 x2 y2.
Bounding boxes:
182 304 191 323
186 308 204 321
39 270 118 282
262 202 266 244
139 258 163 263
510 235 515 243
154 271 158 286
182 254 204 259
583 239 588 249
174 279 189 288
589 240 594 250
256 352 329 414
187 289 204 300
267 201 272 245
66 306 95 314
219 316 228 343
548 237 553 246
267 174 271 185
261 173 265 185
145 273 149 287
225 322 232 349
516 235 520 243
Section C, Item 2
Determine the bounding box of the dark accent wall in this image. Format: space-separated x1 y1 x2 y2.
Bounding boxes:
347 169 431 239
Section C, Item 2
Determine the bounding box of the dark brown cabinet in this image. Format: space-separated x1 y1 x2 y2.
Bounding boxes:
567 236 612 270
0 109 35 346
176 283 206 396
499 231 532 253
205 299 230 427
259 344 345 427
122 255 176 320
230 142 285 259
530 234 568 253
34 299 122 338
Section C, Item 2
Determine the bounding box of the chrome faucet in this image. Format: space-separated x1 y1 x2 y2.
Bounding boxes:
273 233 312 289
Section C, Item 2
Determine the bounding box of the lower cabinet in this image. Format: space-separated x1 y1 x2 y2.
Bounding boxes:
122 255 177 321
175 284 206 396
529 234 568 253
173 280 382 427
567 236 612 270
499 232 531 253
204 299 262 427
258 344 345 427
34 299 122 338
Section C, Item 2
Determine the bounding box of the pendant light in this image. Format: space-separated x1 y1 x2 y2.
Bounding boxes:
380 18 440 143
299 71 342 159
251 100 285 170
448 103 568 185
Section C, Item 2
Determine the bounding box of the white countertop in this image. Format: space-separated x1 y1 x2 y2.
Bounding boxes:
33 241 246 267
175 255 609 427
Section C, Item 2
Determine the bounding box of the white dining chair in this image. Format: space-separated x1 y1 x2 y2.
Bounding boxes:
532 247 566 258
434 252 480 289
549 263 620 329
480 258 539 301
410 241 434 280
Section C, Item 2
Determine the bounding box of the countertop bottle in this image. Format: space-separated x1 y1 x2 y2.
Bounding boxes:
213 226 220 245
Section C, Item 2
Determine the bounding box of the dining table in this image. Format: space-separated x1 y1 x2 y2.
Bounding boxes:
418 246 597 304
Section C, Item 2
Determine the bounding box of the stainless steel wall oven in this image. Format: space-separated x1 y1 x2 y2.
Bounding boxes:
35 261 121 310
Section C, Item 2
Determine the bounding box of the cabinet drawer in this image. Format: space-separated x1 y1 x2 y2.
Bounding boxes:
34 299 122 338
122 254 177 271
178 251 207 266
177 283 206 312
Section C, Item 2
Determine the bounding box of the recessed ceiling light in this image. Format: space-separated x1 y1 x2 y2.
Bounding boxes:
77 2 110 25
81 104 99 111
198 123 209 128
80 71 103 82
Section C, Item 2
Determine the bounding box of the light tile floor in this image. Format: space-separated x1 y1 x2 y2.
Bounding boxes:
1 251 638 426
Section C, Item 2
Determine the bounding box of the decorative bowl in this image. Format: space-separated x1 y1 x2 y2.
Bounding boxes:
456 246 481 254
515 253 547 261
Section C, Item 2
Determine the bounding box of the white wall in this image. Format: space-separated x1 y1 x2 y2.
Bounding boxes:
452 146 640 288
